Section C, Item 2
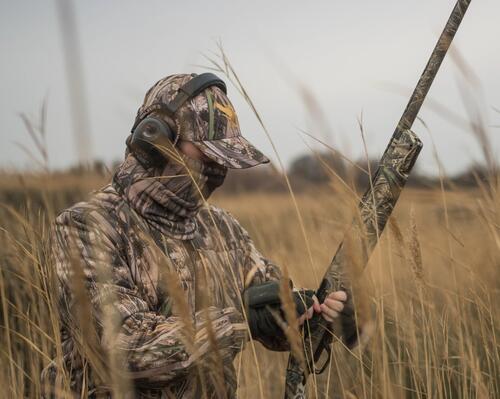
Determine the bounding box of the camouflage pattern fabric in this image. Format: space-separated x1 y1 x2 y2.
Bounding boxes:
138 73 270 169
113 153 227 240
42 154 287 398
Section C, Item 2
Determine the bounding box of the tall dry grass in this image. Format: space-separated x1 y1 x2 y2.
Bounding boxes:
0 172 498 398
221 185 499 398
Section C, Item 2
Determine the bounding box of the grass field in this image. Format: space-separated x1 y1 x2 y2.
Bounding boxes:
0 171 498 398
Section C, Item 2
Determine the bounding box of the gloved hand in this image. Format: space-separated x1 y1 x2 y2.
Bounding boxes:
243 280 316 339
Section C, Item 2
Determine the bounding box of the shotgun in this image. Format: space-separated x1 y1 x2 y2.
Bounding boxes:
284 1 472 397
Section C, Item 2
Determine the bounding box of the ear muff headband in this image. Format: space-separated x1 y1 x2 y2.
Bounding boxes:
168 72 226 114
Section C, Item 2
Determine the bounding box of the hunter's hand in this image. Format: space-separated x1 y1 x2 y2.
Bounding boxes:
298 295 321 326
319 290 347 322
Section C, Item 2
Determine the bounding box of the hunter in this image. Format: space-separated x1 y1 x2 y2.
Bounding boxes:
42 73 355 398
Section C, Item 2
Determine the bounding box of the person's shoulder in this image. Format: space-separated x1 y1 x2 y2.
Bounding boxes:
55 184 122 228
197 204 250 244
198 204 242 228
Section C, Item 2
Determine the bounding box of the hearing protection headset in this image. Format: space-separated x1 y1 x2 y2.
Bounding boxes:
127 73 227 167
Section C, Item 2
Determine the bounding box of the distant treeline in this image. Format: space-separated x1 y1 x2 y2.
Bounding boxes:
61 152 496 193
0 151 496 214
222 151 496 194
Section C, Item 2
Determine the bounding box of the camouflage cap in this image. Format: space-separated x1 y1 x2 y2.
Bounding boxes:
137 73 270 169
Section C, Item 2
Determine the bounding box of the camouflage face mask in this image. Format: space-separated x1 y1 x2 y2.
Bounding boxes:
113 154 227 240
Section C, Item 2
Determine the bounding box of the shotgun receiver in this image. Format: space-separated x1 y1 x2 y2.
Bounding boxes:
284 1 472 397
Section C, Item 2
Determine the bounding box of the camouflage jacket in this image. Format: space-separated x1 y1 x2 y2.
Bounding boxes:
44 173 287 398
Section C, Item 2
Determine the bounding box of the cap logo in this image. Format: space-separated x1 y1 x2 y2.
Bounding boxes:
215 101 238 130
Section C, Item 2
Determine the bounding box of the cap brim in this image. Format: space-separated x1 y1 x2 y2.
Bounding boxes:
192 136 270 169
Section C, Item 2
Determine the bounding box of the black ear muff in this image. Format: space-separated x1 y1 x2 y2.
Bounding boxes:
128 117 177 167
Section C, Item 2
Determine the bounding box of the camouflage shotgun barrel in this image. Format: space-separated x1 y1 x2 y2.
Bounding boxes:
284 0 472 398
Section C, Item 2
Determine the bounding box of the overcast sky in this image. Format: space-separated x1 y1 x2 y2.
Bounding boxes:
1 0 499 176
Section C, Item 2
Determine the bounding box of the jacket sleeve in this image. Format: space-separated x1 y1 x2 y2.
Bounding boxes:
241 231 361 351
52 208 247 387
232 220 291 352
231 214 362 351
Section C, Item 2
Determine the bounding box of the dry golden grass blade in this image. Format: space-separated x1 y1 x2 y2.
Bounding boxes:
278 275 305 369
157 254 196 352
204 43 321 287
407 205 424 285
195 253 232 398
298 128 369 175
298 134 362 201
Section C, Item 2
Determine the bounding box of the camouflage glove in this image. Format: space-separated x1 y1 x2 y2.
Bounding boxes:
243 281 315 339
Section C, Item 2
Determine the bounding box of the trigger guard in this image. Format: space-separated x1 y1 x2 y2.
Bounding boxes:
314 344 332 375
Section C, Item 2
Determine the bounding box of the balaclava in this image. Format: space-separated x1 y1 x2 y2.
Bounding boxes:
113 73 269 240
